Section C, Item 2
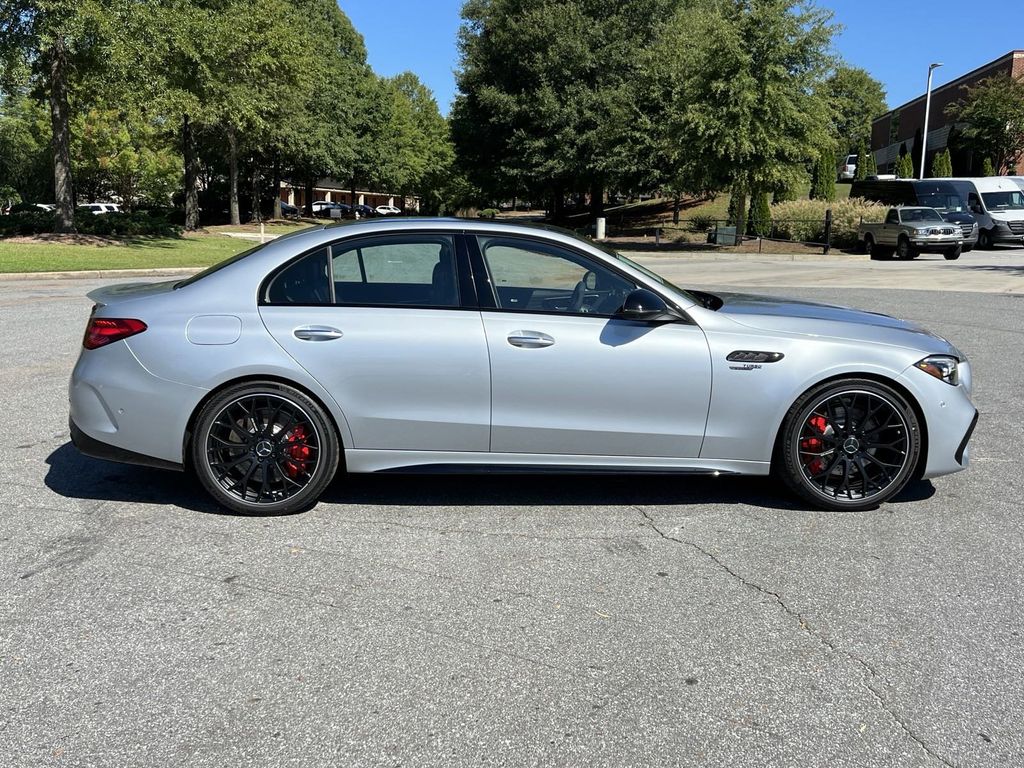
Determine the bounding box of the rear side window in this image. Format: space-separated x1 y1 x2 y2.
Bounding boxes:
330 235 459 307
265 247 331 304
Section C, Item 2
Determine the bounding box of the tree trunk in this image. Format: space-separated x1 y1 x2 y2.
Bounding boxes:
272 155 282 219
351 178 357 217
250 161 261 222
589 179 604 221
183 116 200 231
48 33 75 234
227 125 240 226
673 195 680 225
304 176 314 217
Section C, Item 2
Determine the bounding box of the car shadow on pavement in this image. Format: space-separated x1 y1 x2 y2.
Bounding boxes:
44 443 222 514
45 441 936 515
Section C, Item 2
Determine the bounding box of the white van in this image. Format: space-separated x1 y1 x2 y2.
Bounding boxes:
946 177 1024 249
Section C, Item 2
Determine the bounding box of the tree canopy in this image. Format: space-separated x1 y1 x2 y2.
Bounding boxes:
947 75 1024 175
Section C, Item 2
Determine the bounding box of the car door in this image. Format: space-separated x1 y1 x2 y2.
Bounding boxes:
470 234 712 458
882 208 900 244
258 232 491 452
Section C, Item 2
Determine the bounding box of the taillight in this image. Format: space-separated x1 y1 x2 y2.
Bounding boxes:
83 318 147 349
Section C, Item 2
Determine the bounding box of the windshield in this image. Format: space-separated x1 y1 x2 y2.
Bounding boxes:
901 208 944 223
917 193 965 213
981 190 1024 210
585 239 701 306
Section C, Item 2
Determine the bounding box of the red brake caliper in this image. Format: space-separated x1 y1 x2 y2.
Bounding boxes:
283 425 311 478
801 415 829 475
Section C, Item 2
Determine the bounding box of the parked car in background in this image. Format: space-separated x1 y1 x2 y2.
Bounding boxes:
375 204 401 216
5 202 55 215
946 177 1024 249
352 204 375 218
69 218 976 515
850 179 978 251
312 201 351 219
858 206 964 260
277 201 299 219
837 154 857 182
78 203 121 215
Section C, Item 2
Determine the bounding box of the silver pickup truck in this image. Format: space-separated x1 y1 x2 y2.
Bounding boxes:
858 206 964 260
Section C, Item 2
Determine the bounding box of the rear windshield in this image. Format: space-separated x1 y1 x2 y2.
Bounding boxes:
901 208 943 223
174 243 269 289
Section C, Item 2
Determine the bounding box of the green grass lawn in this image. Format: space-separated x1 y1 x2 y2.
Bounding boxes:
0 234 253 273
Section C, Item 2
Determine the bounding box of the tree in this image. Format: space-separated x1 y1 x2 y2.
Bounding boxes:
810 149 836 201
662 0 836 212
452 0 681 219
824 65 887 154
930 148 952 178
981 157 996 177
853 138 870 181
947 75 1024 175
1 0 125 232
896 152 914 179
861 148 877 178
0 94 51 203
747 189 771 237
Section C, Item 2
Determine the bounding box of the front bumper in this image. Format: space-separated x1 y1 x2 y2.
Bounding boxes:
990 221 1024 244
897 359 977 479
909 235 963 251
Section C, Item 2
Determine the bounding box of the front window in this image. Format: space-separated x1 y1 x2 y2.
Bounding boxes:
478 236 635 316
917 193 964 213
981 190 1024 210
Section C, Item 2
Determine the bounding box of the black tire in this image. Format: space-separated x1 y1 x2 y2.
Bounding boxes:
191 381 340 515
944 244 962 261
863 235 876 258
978 229 994 250
777 378 921 511
896 236 915 260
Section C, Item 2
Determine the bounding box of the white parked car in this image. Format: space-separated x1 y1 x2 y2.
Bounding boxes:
375 205 402 216
79 203 121 215
837 154 858 182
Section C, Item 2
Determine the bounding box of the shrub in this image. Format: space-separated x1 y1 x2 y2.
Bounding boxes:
931 149 953 178
770 198 887 248
726 182 746 226
861 148 878 178
896 153 914 179
686 214 716 233
853 139 869 181
810 150 836 201
981 157 996 177
477 208 499 219
747 190 772 237
0 210 181 238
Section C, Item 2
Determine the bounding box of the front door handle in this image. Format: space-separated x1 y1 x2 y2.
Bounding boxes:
507 331 555 348
294 325 344 341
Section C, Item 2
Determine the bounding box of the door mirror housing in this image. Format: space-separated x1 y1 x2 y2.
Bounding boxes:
616 288 682 322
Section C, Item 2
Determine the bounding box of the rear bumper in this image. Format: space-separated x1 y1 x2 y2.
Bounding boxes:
70 417 182 471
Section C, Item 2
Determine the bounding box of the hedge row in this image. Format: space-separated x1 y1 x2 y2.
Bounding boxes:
769 198 888 247
0 210 181 238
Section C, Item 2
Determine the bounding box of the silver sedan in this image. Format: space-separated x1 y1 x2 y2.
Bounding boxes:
69 219 977 514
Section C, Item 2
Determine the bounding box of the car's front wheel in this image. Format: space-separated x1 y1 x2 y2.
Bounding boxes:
778 379 921 511
192 381 340 515
944 244 963 260
896 236 916 260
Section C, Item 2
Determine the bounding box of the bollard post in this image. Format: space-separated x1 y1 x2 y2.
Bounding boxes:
655 228 661 246
596 217 606 240
823 209 833 255
260 222 265 244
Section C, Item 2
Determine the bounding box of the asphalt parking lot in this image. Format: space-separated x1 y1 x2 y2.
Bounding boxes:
1 265 1022 767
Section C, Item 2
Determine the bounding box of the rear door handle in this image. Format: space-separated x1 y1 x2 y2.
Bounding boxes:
507 331 555 348
294 325 344 341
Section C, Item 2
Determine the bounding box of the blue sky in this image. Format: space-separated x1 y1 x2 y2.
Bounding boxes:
339 0 1024 115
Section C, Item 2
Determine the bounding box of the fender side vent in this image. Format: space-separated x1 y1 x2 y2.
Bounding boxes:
727 351 784 363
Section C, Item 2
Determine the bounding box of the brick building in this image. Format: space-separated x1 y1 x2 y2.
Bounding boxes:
279 178 417 212
870 51 1024 176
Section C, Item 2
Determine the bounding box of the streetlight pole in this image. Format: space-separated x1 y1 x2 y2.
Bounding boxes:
920 62 943 180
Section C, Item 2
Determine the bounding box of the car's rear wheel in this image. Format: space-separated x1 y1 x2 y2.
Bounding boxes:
778 379 921 511
192 382 340 515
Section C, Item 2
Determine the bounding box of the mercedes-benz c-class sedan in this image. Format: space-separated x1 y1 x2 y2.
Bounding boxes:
69 219 977 514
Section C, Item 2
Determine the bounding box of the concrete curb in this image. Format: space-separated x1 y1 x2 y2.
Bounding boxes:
0 267 200 281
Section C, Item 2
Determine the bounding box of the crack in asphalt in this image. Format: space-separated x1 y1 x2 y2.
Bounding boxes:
636 506 957 768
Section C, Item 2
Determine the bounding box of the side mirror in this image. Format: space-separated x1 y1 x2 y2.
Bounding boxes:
616 288 681 322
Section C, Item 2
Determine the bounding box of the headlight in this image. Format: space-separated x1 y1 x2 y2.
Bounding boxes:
915 355 959 386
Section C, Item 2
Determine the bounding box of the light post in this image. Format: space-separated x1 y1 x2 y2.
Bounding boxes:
920 62 943 179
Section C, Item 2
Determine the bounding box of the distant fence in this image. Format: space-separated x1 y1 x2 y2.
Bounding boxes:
592 210 841 253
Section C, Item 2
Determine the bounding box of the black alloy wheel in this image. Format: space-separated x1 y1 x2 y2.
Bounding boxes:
779 379 920 511
192 382 340 514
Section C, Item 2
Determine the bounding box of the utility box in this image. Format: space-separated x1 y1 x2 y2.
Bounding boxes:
712 225 739 246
